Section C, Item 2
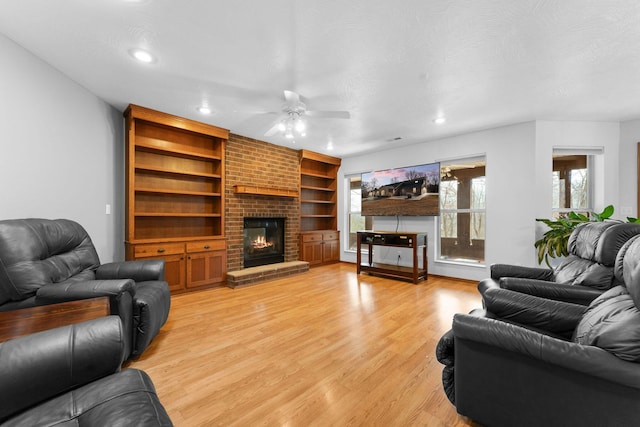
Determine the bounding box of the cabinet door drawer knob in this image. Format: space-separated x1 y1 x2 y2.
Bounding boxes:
157 248 165 253
204 245 210 249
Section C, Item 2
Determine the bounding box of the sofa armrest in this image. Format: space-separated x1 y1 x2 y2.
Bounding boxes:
96 260 165 282
437 309 497 366
35 279 136 302
478 279 585 337
0 316 125 422
500 277 602 305
490 263 554 281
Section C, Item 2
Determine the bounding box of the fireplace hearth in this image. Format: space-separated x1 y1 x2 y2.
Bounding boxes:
243 217 285 268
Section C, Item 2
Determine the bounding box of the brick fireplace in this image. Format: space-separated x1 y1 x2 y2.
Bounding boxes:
225 134 300 273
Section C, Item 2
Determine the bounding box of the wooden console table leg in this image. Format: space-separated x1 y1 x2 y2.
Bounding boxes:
412 242 419 284
423 236 428 279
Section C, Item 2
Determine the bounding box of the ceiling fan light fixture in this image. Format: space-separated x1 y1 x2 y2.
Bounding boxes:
129 48 155 64
264 90 350 141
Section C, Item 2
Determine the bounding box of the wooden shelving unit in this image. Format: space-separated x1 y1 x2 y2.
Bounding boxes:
124 104 229 293
299 150 341 266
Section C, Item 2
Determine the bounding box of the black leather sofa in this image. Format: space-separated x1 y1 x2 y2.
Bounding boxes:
437 234 640 427
489 221 640 304
0 218 171 358
0 316 172 426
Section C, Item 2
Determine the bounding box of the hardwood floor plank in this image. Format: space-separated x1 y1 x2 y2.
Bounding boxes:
127 263 482 426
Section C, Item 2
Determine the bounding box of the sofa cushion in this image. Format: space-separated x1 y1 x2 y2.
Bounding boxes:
553 255 595 285
0 219 100 302
567 222 615 261
570 263 615 290
573 286 640 362
596 223 640 266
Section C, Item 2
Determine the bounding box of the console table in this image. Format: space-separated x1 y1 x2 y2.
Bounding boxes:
0 297 110 342
357 231 428 284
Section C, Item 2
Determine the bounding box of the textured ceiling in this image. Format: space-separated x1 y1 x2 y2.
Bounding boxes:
1 0 640 157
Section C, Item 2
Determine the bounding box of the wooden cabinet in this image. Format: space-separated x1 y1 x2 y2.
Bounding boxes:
124 104 229 292
300 230 340 266
132 242 186 292
322 233 340 262
186 240 226 289
299 150 341 266
298 150 341 266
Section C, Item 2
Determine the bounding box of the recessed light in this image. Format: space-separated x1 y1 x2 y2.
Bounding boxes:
327 141 334 151
129 48 156 64
197 106 211 115
433 117 446 124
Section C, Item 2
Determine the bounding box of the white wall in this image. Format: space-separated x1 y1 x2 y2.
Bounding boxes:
0 33 124 262
341 120 626 281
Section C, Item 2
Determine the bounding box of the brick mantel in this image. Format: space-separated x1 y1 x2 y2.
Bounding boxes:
225 134 300 272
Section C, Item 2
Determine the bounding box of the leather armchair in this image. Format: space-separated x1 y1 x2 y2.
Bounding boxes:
0 316 172 426
490 221 640 304
437 234 640 427
0 218 171 357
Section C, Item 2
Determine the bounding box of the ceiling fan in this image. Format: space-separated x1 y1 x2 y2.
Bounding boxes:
264 90 350 138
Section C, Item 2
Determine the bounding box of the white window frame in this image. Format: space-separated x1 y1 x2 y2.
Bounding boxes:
437 155 486 266
551 147 602 218
344 174 372 252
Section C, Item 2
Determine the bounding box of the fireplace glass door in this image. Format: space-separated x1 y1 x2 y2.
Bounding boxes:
243 217 285 268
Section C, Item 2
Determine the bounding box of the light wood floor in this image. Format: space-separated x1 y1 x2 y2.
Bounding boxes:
127 262 482 426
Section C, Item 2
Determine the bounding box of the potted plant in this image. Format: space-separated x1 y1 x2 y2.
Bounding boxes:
534 205 640 267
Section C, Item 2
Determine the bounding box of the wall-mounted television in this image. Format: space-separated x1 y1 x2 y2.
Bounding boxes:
361 162 440 216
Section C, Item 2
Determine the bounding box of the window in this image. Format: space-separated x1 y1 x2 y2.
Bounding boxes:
552 153 590 218
438 157 486 264
346 175 373 251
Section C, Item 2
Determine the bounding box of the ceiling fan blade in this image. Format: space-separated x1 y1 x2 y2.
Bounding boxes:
305 110 351 119
264 118 283 137
284 90 301 104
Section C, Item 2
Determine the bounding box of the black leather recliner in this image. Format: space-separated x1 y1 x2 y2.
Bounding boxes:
0 218 171 358
0 316 172 426
490 221 640 304
437 234 640 427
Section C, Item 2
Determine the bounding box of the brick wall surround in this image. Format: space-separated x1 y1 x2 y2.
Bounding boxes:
225 134 300 272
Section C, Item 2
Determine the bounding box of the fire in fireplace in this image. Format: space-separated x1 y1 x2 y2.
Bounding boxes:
243 217 285 268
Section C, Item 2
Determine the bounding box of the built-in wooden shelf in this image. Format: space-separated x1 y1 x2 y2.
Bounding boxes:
125 104 229 294
298 150 341 267
233 185 299 198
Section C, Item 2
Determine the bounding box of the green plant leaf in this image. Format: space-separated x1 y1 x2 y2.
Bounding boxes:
600 205 615 219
